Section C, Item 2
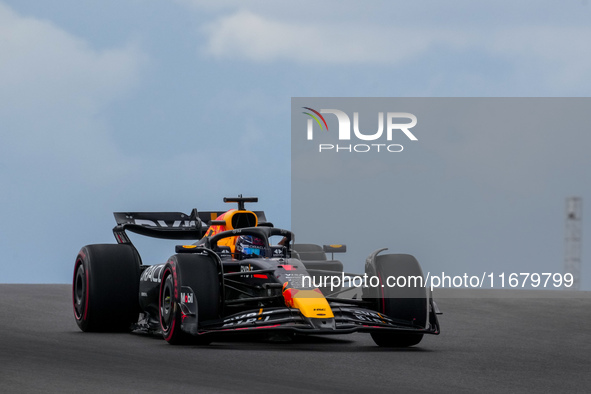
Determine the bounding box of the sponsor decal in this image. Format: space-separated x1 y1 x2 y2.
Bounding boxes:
240 265 253 273
272 248 285 257
133 219 197 228
181 292 194 304
222 312 270 327
140 265 164 283
282 272 305 288
349 309 391 324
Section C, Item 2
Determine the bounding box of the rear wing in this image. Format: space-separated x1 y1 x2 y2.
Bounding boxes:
113 210 203 243
112 210 268 244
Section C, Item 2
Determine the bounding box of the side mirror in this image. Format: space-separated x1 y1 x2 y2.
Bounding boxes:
323 244 347 260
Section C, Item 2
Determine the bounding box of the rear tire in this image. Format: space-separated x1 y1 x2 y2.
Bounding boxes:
73 244 141 332
364 253 427 348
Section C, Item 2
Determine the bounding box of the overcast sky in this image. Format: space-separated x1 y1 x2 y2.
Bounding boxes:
1 1 590 286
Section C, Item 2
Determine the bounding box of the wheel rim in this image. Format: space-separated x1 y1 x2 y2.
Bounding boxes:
73 263 86 320
160 274 174 332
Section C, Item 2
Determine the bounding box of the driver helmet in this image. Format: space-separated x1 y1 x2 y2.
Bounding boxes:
235 235 266 258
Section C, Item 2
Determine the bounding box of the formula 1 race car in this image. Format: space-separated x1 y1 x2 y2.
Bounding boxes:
73 196 440 347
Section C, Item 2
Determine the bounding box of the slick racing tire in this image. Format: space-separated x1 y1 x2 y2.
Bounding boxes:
365 253 427 348
371 330 423 348
73 244 141 332
159 254 221 345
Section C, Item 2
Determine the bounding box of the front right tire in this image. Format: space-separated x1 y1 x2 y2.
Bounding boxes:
364 253 427 348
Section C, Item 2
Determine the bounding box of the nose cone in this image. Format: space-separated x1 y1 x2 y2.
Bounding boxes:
283 288 334 319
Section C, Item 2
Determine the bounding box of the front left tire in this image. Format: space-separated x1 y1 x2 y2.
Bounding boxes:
73 244 141 332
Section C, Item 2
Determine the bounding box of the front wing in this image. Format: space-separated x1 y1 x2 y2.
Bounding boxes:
186 305 440 337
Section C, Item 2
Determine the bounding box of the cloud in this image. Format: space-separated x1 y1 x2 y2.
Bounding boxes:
488 27 591 89
0 3 142 109
202 10 470 65
0 2 144 187
198 7 591 92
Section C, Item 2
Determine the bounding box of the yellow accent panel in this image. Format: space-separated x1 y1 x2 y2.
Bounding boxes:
224 210 258 230
206 209 258 233
218 236 237 252
182 245 197 249
291 290 334 318
205 209 259 253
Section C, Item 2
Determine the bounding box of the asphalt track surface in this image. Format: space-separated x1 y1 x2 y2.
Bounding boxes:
1 285 590 393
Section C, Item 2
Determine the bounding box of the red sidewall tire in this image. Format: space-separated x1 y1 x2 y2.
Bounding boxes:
73 254 90 331
159 264 189 345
